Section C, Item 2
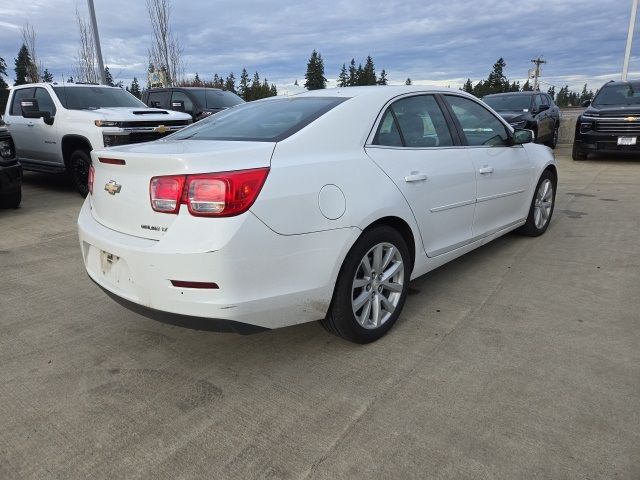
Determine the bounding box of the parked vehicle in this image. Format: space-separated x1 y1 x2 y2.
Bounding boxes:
3 83 192 196
142 87 244 122
573 80 640 160
78 86 557 343
483 91 560 148
0 119 21 208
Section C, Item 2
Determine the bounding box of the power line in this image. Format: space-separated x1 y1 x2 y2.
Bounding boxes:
530 57 546 91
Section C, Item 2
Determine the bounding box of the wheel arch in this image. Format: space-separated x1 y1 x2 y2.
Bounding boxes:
361 215 417 272
61 135 93 169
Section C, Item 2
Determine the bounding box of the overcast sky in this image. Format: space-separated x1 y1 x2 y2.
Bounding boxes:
0 0 637 92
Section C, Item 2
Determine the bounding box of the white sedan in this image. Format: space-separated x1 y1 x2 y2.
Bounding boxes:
78 86 556 343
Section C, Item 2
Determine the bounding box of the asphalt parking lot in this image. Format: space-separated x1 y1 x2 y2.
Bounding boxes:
1 146 639 479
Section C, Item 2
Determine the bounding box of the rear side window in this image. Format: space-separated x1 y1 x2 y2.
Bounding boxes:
10 88 35 115
171 97 348 142
445 95 510 147
171 91 193 114
374 95 453 148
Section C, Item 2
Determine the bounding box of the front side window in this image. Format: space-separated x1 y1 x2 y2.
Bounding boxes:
52 86 146 110
171 97 348 142
171 91 193 114
534 95 543 110
10 88 35 115
35 88 56 116
446 95 510 147
374 95 453 148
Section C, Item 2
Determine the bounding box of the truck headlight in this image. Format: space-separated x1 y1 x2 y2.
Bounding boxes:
94 120 120 127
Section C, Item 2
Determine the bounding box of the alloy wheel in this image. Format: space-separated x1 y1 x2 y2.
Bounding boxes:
533 179 553 229
351 242 404 329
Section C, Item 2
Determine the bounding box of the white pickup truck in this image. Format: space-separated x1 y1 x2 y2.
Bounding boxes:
3 83 192 195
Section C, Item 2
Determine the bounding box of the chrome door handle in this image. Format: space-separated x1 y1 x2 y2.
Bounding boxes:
27 122 34 127
404 173 428 182
478 166 494 175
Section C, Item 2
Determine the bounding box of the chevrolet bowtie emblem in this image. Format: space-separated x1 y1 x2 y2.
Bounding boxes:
155 125 168 134
104 180 122 195
625 116 637 122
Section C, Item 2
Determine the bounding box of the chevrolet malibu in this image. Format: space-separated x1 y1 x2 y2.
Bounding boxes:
78 86 557 343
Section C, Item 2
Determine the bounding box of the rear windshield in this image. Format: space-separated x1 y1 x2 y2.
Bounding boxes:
592 84 640 106
52 86 146 110
171 97 348 142
189 89 244 109
483 95 532 112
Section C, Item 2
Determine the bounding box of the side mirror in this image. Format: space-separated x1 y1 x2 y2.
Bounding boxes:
512 129 534 145
170 100 185 112
538 104 550 112
21 99 54 125
581 100 591 107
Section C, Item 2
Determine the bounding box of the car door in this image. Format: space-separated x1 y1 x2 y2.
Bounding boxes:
365 94 477 257
443 94 534 237
535 94 552 140
27 87 60 164
4 87 34 160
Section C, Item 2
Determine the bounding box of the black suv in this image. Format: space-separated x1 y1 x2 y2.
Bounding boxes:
142 87 244 122
573 80 640 160
0 119 22 208
483 92 561 148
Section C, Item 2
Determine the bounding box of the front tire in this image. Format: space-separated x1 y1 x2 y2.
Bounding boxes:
68 149 91 197
517 170 556 237
322 225 410 343
545 123 559 149
572 142 587 161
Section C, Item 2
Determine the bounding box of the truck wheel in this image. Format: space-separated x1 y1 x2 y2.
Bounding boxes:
572 143 587 161
69 149 91 197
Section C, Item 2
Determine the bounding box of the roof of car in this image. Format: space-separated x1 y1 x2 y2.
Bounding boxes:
601 80 640 87
295 85 473 101
10 82 121 90
483 92 540 97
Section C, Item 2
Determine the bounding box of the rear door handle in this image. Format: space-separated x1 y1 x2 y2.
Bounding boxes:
478 166 494 175
404 172 428 182
27 122 35 127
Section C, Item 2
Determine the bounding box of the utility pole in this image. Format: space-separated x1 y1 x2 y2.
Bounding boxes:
87 0 107 85
622 0 638 81
530 57 546 91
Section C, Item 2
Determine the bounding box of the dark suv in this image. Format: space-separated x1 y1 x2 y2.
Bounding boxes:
0 119 22 208
142 87 244 122
573 80 640 160
483 92 561 148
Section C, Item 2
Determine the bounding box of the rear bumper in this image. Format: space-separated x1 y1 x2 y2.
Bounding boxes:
77 199 360 329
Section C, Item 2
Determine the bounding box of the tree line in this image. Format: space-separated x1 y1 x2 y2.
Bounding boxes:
304 50 392 90
177 69 277 101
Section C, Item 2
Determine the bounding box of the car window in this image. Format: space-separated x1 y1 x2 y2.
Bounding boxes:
147 91 169 109
35 88 57 116
374 95 453 148
52 86 145 109
539 94 549 107
171 91 193 114
10 88 35 115
445 95 510 147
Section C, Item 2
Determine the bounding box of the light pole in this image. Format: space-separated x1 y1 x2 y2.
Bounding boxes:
87 0 107 85
622 0 638 81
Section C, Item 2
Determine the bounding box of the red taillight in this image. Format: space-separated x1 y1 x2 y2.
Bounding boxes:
149 168 269 217
88 165 95 195
150 175 186 213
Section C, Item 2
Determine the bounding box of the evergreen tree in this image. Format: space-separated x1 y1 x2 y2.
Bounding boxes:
0 57 9 90
225 72 236 93
547 85 555 100
67 76 74 83
405 78 412 85
104 67 114 86
510 81 520 92
337 63 349 87
486 57 508 93
355 64 364 86
249 71 261 100
304 50 326 90
294 79 298 86
129 77 141 98
579 84 594 103
521 79 533 91
269 84 278 96
361 56 376 85
377 69 388 86
42 68 54 82
462 78 473 94
238 68 250 100
193 73 202 86
348 59 357 86
14 44 33 85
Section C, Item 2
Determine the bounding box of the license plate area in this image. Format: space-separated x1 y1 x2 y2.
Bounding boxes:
618 136 637 146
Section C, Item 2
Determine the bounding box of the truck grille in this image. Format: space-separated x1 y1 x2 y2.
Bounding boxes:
595 120 640 135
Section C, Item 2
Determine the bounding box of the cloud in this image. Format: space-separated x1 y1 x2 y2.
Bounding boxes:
0 0 635 92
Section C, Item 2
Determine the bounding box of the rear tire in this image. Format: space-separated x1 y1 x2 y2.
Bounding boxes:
517 170 556 237
68 149 91 197
321 225 410 343
572 143 587 161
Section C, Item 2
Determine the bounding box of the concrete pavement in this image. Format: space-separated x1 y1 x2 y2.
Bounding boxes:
0 148 639 479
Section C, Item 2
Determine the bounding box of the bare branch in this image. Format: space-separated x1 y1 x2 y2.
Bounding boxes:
146 0 183 86
75 9 100 84
21 22 41 82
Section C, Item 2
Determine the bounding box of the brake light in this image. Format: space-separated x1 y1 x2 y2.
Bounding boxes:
88 164 95 195
149 168 269 217
150 175 186 213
